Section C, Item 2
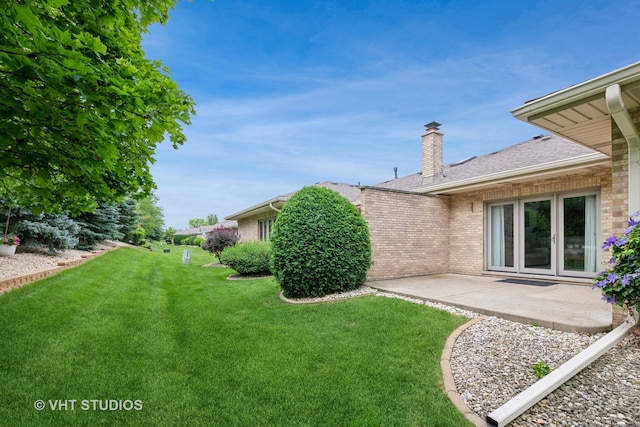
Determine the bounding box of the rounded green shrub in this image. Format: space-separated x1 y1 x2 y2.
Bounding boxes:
270 186 371 298
219 241 272 275
193 237 204 247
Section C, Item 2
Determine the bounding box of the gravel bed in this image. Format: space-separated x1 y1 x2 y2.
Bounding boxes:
369 292 640 426
0 248 87 280
450 316 640 426
0 242 118 281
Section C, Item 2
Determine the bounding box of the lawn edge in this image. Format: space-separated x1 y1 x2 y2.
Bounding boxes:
441 315 488 427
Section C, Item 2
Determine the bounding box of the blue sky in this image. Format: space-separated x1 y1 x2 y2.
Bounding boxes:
143 0 640 230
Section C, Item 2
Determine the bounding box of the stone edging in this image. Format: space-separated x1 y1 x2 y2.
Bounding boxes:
441 315 487 427
0 247 118 295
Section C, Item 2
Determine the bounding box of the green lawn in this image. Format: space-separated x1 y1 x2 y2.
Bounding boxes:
0 246 471 426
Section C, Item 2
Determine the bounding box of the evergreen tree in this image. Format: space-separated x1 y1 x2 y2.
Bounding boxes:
75 203 123 250
118 198 140 243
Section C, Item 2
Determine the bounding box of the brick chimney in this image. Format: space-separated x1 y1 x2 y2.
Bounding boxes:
422 121 443 180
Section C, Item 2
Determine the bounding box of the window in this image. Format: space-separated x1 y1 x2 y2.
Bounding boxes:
259 218 276 241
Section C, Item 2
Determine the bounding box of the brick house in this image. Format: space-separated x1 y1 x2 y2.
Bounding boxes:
227 62 640 297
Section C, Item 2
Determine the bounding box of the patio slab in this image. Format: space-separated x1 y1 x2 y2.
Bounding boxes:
367 274 611 333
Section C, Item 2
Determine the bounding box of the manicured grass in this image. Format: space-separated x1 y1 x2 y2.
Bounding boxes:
0 246 471 426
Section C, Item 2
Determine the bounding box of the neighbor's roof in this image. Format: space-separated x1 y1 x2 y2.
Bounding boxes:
374 134 609 195
225 181 361 221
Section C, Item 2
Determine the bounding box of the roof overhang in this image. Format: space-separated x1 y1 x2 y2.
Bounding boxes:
414 152 610 195
225 196 288 221
511 61 640 156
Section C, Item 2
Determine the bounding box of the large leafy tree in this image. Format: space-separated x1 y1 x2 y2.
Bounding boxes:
137 193 164 241
0 0 195 214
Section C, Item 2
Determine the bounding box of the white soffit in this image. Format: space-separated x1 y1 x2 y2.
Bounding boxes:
511 62 640 156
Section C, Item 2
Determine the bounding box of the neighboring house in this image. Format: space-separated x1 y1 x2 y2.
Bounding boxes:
174 220 238 241
226 61 640 320
226 182 361 241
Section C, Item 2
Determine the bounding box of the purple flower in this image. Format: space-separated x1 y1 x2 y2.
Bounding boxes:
607 272 619 283
602 236 618 250
622 275 631 287
604 295 617 304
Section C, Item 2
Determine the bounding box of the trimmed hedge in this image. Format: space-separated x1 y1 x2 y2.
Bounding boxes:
219 241 272 275
270 186 371 298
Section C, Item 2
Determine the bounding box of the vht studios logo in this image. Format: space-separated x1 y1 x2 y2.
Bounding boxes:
34 399 143 411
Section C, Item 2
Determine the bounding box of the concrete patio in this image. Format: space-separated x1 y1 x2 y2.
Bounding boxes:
367 274 612 333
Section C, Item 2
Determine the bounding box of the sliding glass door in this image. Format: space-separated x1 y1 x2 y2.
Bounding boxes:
486 193 599 277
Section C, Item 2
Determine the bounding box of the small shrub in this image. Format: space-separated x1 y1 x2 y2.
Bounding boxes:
270 186 371 298
202 227 239 260
532 360 551 379
193 237 204 247
219 241 272 275
180 237 190 245
188 235 197 245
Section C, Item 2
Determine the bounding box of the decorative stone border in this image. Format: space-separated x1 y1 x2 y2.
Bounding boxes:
0 247 118 295
440 315 487 427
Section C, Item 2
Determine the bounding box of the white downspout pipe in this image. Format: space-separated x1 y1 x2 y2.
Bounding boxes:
269 202 281 213
606 83 640 214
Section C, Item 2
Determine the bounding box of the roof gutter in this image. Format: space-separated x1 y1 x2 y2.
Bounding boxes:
511 61 640 121
412 152 609 195
606 83 640 214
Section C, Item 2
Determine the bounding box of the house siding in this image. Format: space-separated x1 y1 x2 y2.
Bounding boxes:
361 187 450 281
237 212 278 242
448 192 485 275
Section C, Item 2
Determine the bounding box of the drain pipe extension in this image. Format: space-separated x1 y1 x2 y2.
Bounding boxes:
486 319 635 427
606 83 640 213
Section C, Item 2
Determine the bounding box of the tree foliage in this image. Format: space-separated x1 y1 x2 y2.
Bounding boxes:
188 218 207 228
0 0 195 214
137 193 164 241
118 198 140 243
202 227 239 260
74 203 123 250
14 210 80 254
270 186 372 298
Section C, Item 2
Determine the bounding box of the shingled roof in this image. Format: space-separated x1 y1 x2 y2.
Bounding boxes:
373 134 604 193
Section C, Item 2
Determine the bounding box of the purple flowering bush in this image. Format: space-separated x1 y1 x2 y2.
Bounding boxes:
593 212 640 311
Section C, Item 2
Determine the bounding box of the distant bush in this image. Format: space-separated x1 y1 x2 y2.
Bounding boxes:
172 234 189 245
202 227 239 260
193 237 204 247
181 237 190 245
219 241 272 275
270 186 371 298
